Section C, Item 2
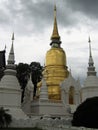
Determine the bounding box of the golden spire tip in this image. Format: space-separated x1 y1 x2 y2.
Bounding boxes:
54 4 56 11
51 5 60 40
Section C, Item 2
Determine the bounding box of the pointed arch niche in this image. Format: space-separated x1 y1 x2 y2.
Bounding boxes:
69 86 75 104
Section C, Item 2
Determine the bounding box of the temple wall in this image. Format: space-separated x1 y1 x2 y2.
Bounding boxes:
10 118 97 130
0 89 21 107
82 87 98 102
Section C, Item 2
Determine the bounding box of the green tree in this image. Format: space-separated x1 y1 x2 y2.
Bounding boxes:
72 97 98 128
16 63 30 102
30 62 43 97
0 107 12 128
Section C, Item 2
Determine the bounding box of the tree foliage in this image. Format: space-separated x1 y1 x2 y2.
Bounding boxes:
16 62 43 102
0 107 12 128
16 63 30 102
30 62 43 97
72 97 98 128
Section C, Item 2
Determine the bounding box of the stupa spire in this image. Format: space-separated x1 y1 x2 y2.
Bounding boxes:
39 77 48 101
51 5 60 40
50 5 61 46
87 36 96 76
12 32 14 41
88 36 94 66
0 33 27 119
88 36 92 58
7 33 15 65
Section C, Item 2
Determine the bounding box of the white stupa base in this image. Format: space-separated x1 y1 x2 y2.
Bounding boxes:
82 86 98 102
3 106 28 119
31 100 69 117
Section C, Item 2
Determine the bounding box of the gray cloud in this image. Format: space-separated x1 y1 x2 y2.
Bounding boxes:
0 0 98 84
1 0 53 35
66 0 98 19
0 0 98 35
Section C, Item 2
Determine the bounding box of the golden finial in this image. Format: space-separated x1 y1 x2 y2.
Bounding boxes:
54 4 56 11
51 5 60 40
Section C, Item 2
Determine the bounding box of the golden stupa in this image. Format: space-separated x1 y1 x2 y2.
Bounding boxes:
43 5 69 101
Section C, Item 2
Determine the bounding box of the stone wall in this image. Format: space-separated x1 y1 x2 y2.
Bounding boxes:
10 117 98 130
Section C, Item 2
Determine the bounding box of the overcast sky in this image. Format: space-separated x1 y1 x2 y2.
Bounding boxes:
0 0 98 84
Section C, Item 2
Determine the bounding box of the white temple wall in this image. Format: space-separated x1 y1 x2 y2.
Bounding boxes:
82 87 98 102
31 101 67 116
74 92 80 105
0 89 21 107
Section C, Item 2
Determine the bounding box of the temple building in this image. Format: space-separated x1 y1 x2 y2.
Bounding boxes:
60 71 81 113
29 5 71 117
61 71 81 105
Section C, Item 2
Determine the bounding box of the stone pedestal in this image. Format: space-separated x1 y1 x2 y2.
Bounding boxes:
31 100 69 117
